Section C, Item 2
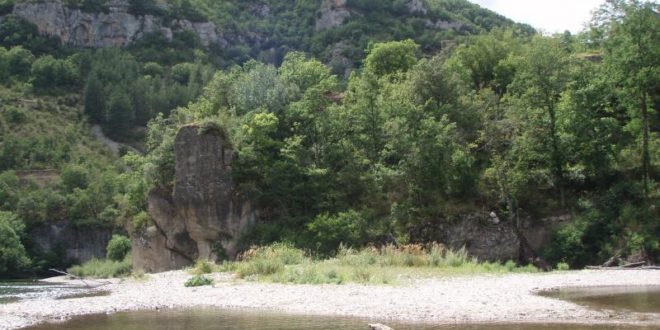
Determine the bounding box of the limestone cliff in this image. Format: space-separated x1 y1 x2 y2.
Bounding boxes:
132 125 256 273
11 0 227 48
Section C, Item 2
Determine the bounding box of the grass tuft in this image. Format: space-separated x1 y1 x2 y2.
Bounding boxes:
221 242 539 285
68 256 132 279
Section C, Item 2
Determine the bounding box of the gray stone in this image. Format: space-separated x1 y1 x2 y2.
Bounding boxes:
11 0 227 48
315 0 351 31
30 221 113 265
132 125 256 273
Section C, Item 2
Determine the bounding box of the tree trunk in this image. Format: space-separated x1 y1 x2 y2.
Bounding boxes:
641 90 650 198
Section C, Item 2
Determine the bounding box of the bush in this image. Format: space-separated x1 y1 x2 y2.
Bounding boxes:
184 275 213 287
556 262 570 271
106 234 131 261
234 242 307 278
191 260 215 275
307 210 369 254
68 256 132 278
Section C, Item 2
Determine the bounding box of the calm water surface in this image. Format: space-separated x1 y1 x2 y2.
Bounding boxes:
25 307 660 330
542 285 660 313
13 285 660 330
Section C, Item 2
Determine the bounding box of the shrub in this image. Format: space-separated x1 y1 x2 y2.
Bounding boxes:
106 234 131 261
556 262 570 271
184 275 213 287
68 256 132 278
234 242 307 278
3 106 27 124
191 260 215 275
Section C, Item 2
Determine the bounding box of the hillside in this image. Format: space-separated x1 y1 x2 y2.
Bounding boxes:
4 0 533 69
0 0 657 279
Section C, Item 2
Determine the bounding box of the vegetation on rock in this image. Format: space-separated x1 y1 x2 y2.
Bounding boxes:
0 0 657 278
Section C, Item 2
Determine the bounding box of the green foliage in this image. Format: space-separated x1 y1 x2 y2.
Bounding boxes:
307 210 369 254
364 39 419 77
190 260 215 275
224 243 538 284
30 55 80 92
106 234 131 261
184 274 214 287
0 211 31 277
0 0 13 15
556 262 570 271
68 256 132 278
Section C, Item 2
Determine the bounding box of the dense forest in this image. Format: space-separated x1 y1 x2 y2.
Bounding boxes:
0 0 657 278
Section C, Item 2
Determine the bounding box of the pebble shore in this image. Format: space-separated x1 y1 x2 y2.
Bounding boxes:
1 269 659 329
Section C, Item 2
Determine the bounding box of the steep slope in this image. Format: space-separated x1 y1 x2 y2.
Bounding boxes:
4 0 534 69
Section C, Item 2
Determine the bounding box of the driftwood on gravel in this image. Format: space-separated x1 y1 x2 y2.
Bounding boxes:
48 269 112 288
586 261 660 270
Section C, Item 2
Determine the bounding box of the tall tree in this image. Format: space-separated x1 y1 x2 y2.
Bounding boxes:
598 0 659 197
506 36 573 207
83 74 106 124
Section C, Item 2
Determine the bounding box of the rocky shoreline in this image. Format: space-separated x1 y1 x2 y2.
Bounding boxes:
1 270 659 329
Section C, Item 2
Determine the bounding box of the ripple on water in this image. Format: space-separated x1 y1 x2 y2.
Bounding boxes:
0 281 106 304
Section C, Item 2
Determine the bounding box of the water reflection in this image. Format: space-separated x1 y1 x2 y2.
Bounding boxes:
26 308 660 330
541 285 660 313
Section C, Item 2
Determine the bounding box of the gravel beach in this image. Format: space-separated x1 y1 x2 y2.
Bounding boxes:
1 269 659 329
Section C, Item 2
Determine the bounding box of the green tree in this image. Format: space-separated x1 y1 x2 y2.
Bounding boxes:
84 74 106 124
105 89 135 139
0 212 30 277
364 39 420 77
506 36 573 207
598 0 659 197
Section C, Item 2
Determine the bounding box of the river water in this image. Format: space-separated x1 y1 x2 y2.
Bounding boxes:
3 283 659 330
23 307 660 330
0 281 109 304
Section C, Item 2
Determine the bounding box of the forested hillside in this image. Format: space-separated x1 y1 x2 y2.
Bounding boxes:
0 0 657 278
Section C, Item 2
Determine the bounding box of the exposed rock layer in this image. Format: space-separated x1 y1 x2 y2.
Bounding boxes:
132 125 255 273
30 221 112 264
11 0 226 47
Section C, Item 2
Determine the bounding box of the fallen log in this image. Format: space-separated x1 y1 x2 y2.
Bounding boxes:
48 269 112 288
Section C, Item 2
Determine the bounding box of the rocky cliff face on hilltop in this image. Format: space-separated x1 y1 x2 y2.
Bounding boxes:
11 0 227 48
131 125 256 273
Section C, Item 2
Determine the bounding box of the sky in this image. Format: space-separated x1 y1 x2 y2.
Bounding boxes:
467 0 606 34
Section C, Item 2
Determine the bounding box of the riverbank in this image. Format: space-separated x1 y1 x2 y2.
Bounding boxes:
1 270 659 329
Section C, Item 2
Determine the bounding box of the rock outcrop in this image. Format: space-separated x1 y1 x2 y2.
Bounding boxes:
11 0 227 48
131 125 256 273
315 0 350 31
411 211 564 262
30 221 113 264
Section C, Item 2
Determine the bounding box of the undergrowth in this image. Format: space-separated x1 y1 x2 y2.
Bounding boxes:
67 255 132 279
219 243 539 285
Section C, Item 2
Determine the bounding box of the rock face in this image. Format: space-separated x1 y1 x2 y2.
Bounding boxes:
30 222 113 264
411 211 562 262
11 0 226 48
132 125 256 273
315 0 350 31
443 213 520 262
